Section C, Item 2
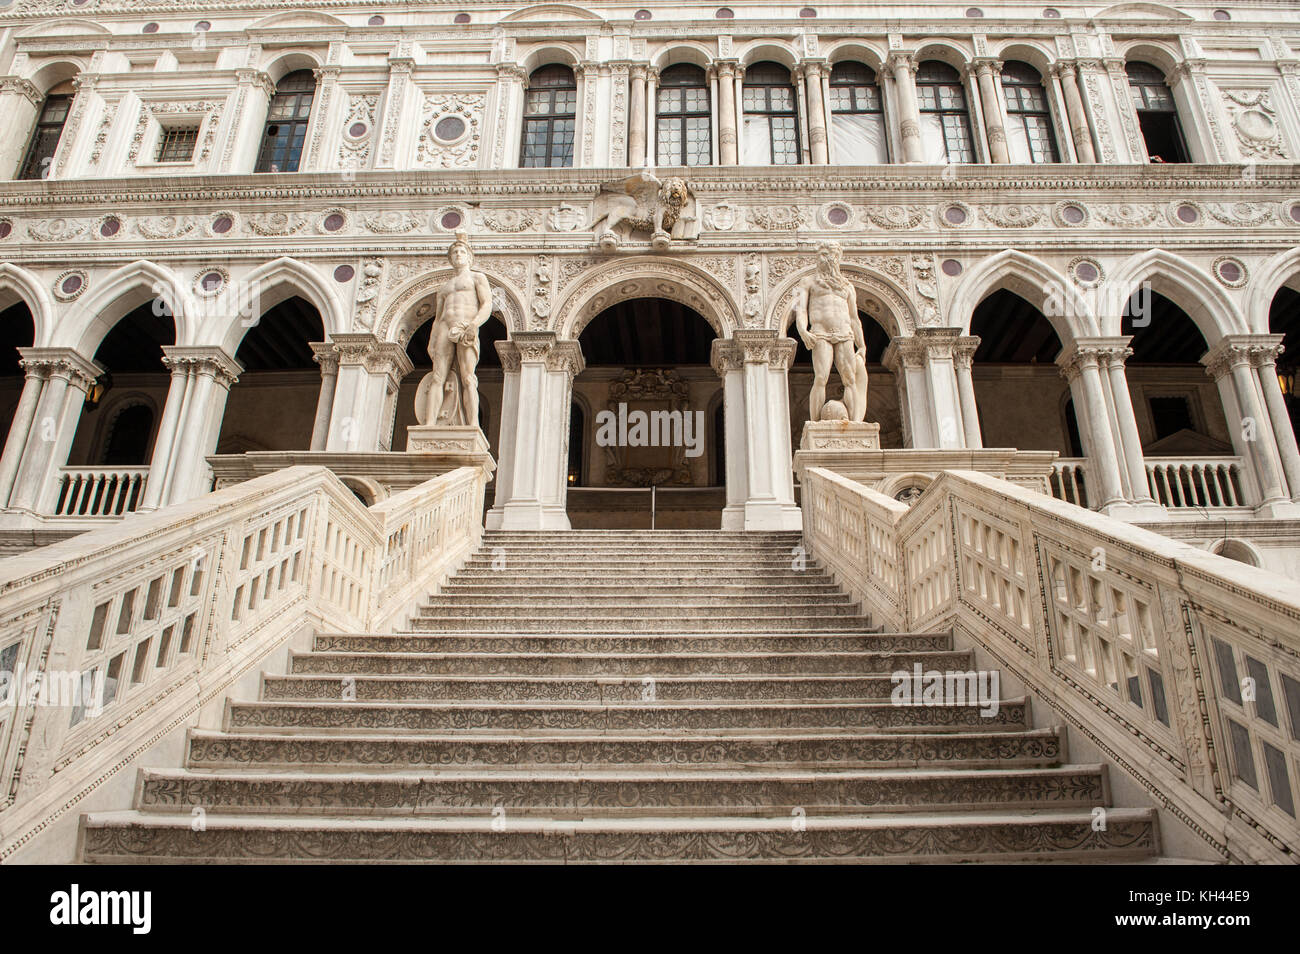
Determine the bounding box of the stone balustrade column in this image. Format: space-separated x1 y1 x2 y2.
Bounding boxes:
887 53 925 163
0 359 48 506
972 58 1010 163
802 60 830 164
1249 336 1300 501
326 334 413 452
7 349 101 513
309 341 340 452
487 333 584 530
1203 336 1289 506
716 60 739 165
0 77 43 179
1058 343 1126 510
161 348 242 506
953 336 983 449
1052 61 1097 163
628 63 647 167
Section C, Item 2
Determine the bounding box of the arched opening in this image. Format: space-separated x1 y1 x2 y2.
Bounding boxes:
570 297 720 528
969 289 1069 451
1269 285 1300 442
1000 61 1059 163
255 69 316 173
829 61 888 163
67 302 172 467
18 81 74 180
787 308 897 445
917 61 975 163
521 64 577 168
656 63 712 166
1126 62 1189 163
217 296 325 453
1124 292 1229 455
742 61 801 165
0 302 36 449
393 312 508 452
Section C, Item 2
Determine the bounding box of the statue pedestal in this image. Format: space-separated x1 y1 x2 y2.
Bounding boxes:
405 425 495 479
798 420 881 452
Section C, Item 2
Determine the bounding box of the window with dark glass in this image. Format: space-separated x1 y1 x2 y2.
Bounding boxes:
1127 62 1189 163
656 64 711 166
18 93 73 180
156 126 199 163
742 61 801 164
1001 61 1058 163
829 61 887 163
254 70 316 173
916 61 975 163
521 65 577 168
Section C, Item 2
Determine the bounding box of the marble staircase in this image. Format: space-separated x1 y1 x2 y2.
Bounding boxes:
80 530 1158 863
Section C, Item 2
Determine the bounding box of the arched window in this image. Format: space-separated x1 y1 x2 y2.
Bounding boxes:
742 61 800 165
829 61 887 163
1126 62 1189 163
18 84 74 180
521 65 577 168
916 61 974 163
255 70 316 173
656 64 712 166
1001 61 1058 163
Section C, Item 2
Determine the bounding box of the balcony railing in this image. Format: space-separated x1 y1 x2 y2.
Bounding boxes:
1049 459 1089 508
53 467 149 517
1146 457 1248 509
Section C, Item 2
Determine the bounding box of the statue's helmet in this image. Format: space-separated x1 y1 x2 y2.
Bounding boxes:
447 231 473 263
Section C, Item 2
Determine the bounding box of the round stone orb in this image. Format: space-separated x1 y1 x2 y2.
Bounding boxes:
820 400 849 421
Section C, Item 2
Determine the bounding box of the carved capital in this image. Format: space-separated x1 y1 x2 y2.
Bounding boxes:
952 335 981 371
310 340 340 376
0 76 43 107
17 347 103 393
886 52 917 77
1055 337 1131 380
496 63 527 83
1203 334 1285 378
714 331 797 372
161 345 243 388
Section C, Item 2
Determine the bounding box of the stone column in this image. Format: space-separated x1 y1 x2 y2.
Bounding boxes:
309 341 340 452
1058 343 1127 510
887 53 924 163
1203 336 1289 506
1095 338 1158 507
1053 61 1097 163
327 334 413 452
953 336 983 449
644 67 659 165
628 63 647 167
1249 336 1300 501
161 348 242 506
802 60 830 164
139 351 193 510
711 339 748 528
0 361 47 506
487 333 584 530
883 337 932 447
226 69 276 174
716 60 739 165
711 332 801 531
375 55 415 169
0 77 43 179
494 64 527 169
7 349 101 513
304 65 341 171
972 58 1010 163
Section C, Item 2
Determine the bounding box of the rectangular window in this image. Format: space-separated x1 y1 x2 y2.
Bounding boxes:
1149 396 1194 441
155 126 198 163
18 94 72 181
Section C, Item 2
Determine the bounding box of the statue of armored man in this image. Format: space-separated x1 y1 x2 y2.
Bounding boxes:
417 232 492 427
791 241 869 423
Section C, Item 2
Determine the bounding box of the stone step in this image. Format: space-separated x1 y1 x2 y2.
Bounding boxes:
290 650 975 677
422 593 858 608
80 808 1158 863
467 547 815 558
260 672 1001 704
226 699 1029 733
184 727 1066 771
314 632 952 655
412 601 864 619
438 582 847 596
482 531 804 540
403 616 879 633
444 572 839 586
133 764 1111 816
459 556 821 568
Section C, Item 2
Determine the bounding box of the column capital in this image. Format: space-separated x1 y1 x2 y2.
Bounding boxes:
310 340 340 376
714 58 740 80
387 56 417 75
952 335 981 370
1050 60 1080 80
1055 339 1119 380
496 63 527 82
712 331 796 374
970 57 1003 79
629 62 648 80
0 76 42 107
1203 333 1285 377
796 58 828 80
329 333 413 385
496 332 586 377
886 52 918 76
17 347 103 392
234 68 275 96
881 335 926 372
161 345 242 388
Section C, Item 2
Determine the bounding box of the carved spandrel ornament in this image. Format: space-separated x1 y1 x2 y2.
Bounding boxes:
588 172 700 252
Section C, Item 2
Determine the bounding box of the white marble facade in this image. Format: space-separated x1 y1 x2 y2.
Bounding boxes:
0 1 1298 566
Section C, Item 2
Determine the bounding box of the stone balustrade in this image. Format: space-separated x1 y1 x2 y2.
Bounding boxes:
802 465 1300 863
52 466 148 517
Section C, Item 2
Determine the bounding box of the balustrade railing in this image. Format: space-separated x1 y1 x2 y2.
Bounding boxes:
1049 459 1089 508
0 464 485 861
802 466 1300 863
1146 457 1248 509
53 467 149 517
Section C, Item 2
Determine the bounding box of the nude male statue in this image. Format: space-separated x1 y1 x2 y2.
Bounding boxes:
790 241 869 422
421 232 492 427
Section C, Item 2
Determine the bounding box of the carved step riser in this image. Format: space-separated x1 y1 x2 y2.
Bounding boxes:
422 595 858 608
81 817 1157 864
315 635 952 654
438 584 847 596
135 769 1106 816
411 604 864 619
186 731 1064 772
227 702 1028 733
290 652 975 677
403 618 879 633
